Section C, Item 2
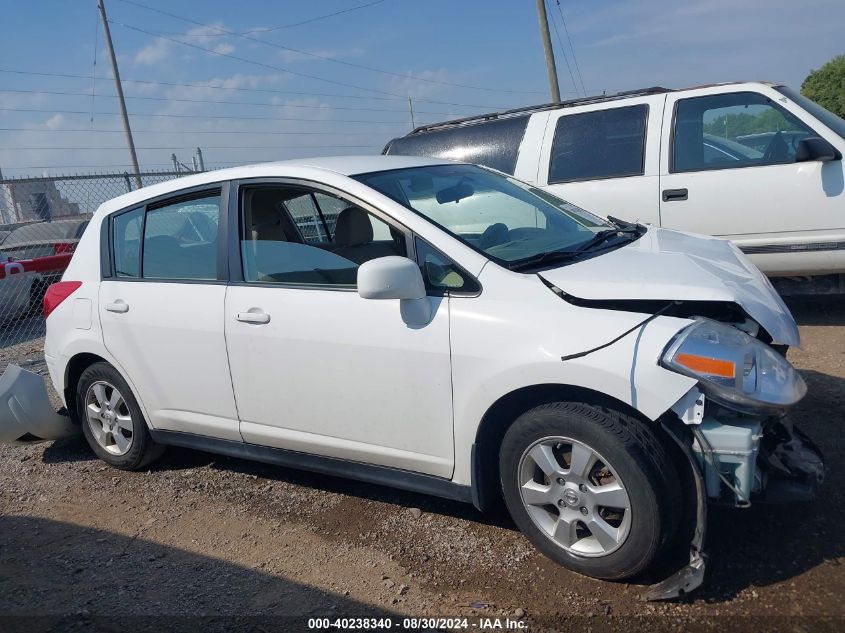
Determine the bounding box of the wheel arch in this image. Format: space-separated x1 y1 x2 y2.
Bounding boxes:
471 383 662 512
64 352 109 423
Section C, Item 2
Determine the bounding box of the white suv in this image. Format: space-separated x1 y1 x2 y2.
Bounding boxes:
385 82 845 283
12 156 824 596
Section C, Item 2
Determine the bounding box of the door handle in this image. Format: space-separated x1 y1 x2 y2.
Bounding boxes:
662 188 688 202
105 301 129 313
236 311 270 324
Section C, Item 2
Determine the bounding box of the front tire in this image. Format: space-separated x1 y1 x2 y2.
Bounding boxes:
77 362 165 470
500 401 680 580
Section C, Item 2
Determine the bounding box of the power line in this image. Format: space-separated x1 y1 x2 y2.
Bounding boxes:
555 0 586 96
243 0 388 34
0 127 381 136
156 0 389 36
3 144 380 150
116 0 547 95
0 107 410 124
111 19 414 99
0 88 469 116
0 68 508 109
546 0 580 96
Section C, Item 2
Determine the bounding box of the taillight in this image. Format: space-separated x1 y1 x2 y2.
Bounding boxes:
53 242 76 255
43 281 82 318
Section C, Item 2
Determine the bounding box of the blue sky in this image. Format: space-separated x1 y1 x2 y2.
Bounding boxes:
1 0 843 176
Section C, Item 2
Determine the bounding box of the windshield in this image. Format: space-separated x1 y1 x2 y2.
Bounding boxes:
777 85 845 140
354 164 623 267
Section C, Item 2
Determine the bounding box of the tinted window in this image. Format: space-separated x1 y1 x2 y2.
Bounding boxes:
240 186 407 287
673 92 816 172
384 115 530 175
112 208 143 278
549 105 648 183
142 194 219 280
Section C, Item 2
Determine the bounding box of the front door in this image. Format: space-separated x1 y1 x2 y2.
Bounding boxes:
99 187 240 440
659 88 845 274
223 182 454 478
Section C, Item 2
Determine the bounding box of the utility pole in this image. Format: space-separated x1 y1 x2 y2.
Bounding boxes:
536 0 561 103
408 98 416 130
97 0 142 188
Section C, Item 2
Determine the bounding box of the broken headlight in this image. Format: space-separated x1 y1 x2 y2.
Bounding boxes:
660 318 806 414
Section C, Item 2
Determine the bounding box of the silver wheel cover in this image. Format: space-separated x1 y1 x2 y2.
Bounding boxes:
85 381 134 456
517 436 632 557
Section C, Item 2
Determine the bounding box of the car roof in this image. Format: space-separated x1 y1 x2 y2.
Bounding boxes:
96 155 453 216
402 81 782 135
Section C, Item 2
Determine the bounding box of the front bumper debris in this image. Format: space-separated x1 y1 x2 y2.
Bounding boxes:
756 419 825 503
0 364 76 444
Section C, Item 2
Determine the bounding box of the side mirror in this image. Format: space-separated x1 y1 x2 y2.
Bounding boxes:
358 256 431 325
795 137 841 163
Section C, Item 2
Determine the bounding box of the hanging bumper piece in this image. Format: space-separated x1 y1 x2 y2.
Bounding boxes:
0 364 76 444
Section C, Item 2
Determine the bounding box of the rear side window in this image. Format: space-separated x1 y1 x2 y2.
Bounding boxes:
672 92 817 172
112 208 143 278
385 115 530 175
142 194 220 280
548 105 648 183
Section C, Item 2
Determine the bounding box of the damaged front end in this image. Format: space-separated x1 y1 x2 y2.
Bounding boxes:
0 364 76 445
670 391 824 508
643 317 823 601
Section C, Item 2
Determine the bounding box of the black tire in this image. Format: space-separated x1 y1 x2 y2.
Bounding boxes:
500 401 681 581
76 362 165 470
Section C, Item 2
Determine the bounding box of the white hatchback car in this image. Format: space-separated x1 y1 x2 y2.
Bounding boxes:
14 156 825 596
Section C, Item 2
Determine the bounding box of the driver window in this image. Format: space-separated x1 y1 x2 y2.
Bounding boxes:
673 92 816 172
141 193 220 280
240 186 408 287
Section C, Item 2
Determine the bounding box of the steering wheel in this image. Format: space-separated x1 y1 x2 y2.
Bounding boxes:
479 223 509 249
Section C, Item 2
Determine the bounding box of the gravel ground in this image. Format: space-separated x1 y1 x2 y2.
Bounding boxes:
1 297 844 632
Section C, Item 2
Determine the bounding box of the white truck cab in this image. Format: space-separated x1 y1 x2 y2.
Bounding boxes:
385 82 845 282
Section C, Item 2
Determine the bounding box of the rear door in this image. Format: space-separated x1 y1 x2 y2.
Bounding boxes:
99 185 240 440
537 94 667 225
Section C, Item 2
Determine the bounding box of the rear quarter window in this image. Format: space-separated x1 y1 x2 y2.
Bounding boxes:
384 115 530 175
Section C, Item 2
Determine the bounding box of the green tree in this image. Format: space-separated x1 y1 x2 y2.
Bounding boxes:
801 55 845 118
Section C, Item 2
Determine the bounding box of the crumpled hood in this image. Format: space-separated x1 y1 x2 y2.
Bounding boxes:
538 227 800 346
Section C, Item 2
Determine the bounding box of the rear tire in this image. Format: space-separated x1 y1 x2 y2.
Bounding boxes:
76 362 165 470
500 401 680 580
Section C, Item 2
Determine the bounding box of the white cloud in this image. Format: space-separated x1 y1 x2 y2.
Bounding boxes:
213 42 235 55
133 23 235 66
44 114 65 130
134 37 171 65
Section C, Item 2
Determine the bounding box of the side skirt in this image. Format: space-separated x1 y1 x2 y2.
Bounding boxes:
149 429 474 505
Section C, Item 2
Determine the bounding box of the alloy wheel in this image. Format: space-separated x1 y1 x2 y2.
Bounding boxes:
517 436 631 557
85 381 134 456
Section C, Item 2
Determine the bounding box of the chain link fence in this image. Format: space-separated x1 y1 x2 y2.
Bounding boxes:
0 170 195 364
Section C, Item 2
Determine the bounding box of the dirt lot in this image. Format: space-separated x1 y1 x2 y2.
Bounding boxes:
1 297 844 632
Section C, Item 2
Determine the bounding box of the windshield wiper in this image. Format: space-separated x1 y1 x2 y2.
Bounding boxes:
507 225 644 272
572 225 641 254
